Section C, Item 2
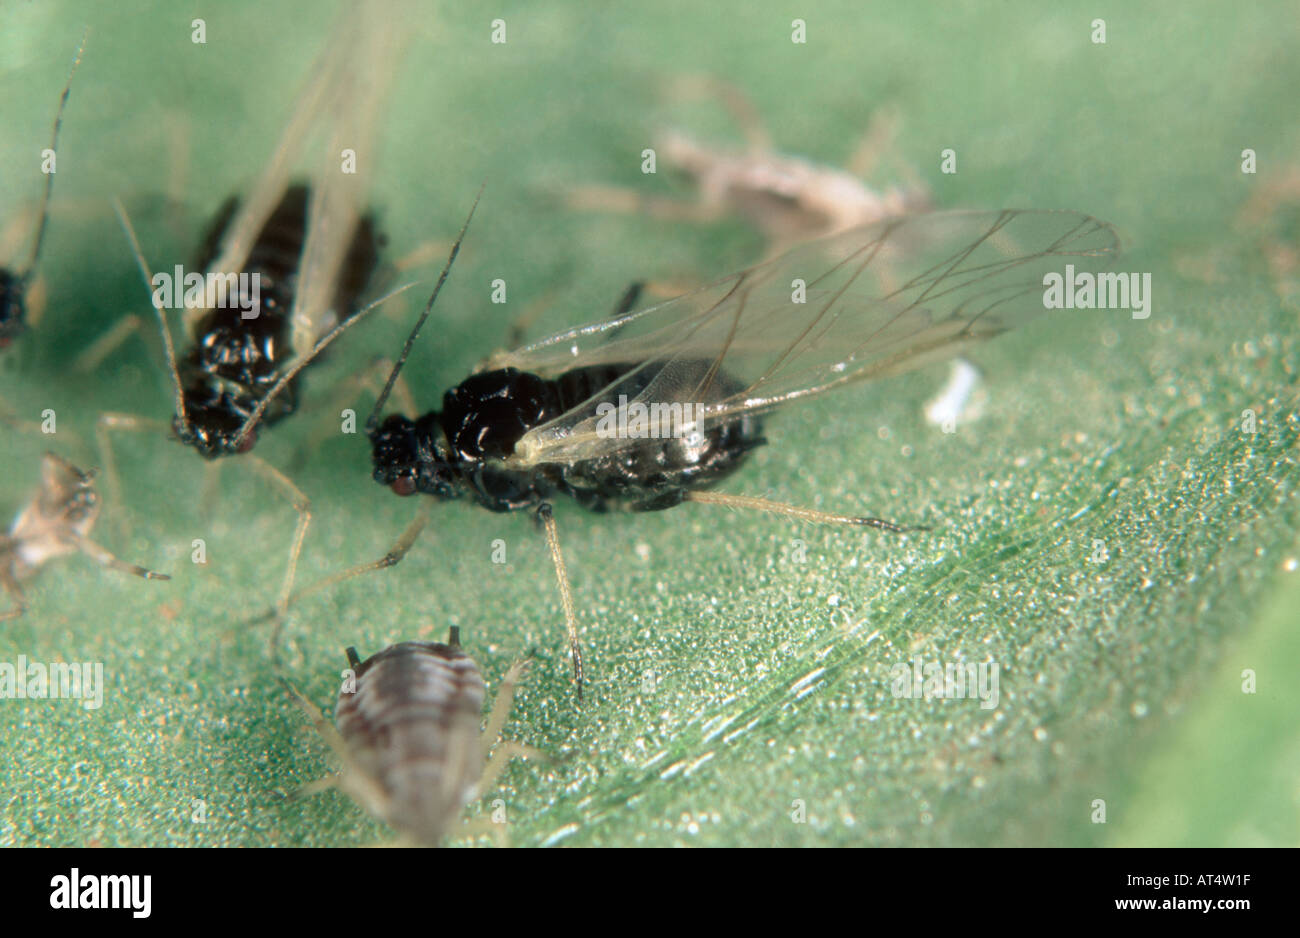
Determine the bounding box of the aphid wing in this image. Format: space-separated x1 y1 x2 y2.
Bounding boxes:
184 2 391 335
507 210 1120 466
1 205 39 265
288 11 408 357
481 271 766 378
192 20 344 283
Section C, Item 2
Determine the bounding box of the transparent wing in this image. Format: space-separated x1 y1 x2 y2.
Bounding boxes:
185 0 408 346
288 5 408 356
492 209 1120 467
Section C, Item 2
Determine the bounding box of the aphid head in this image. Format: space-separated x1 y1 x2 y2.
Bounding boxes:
173 393 259 460
369 413 457 498
0 269 26 348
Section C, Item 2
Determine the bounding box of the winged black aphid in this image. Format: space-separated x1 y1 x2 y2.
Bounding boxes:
291 203 1120 697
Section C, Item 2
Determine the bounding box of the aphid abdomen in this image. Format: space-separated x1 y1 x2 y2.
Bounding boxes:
188 185 309 390
335 641 486 845
547 360 766 512
333 212 381 323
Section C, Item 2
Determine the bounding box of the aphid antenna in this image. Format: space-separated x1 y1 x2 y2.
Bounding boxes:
21 27 89 282
229 278 419 450
365 183 485 436
112 197 188 427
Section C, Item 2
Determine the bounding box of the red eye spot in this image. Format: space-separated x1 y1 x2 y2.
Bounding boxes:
391 476 417 496
236 431 257 455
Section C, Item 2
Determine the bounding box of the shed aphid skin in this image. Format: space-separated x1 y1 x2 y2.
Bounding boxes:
566 77 985 429
279 201 1119 698
282 628 535 847
0 451 169 622
564 75 929 259
0 31 87 349
93 2 412 620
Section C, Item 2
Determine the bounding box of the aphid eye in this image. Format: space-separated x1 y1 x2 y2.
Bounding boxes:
235 431 258 455
391 476 417 496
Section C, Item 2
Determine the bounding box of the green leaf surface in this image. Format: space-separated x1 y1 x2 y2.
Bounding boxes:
1 0 1297 847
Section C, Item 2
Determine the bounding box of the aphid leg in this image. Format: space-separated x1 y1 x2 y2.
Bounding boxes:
845 104 928 202
480 658 532 762
845 104 902 178
683 490 925 533
584 281 657 347
535 502 584 698
461 739 540 848
242 454 312 629
76 194 175 373
462 659 538 849
94 411 170 532
391 238 455 275
275 500 431 616
289 775 338 799
666 73 772 152
73 313 149 373
69 534 170 581
278 678 342 797
0 563 29 623
0 400 45 434
279 677 388 812
611 281 644 317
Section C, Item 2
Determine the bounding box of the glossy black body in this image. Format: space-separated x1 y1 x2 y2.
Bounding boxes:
177 183 380 458
370 360 766 513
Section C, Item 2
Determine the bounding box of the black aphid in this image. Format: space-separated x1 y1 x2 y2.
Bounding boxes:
94 6 410 619
296 200 1119 697
170 181 381 459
